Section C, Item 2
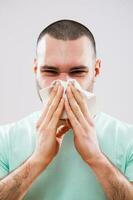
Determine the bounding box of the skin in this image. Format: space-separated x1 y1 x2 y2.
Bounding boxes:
33 34 133 199
0 33 133 200
33 34 101 162
34 34 100 92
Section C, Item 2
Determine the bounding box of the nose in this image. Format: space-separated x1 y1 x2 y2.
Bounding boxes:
58 73 71 82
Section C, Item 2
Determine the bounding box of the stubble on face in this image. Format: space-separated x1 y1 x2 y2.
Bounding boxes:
35 34 97 99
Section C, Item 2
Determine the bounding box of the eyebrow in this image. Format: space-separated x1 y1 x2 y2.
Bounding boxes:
40 65 89 71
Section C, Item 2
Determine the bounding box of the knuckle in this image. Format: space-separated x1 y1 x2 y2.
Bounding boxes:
81 98 85 104
36 120 41 130
49 102 55 111
48 94 54 104
75 109 79 115
57 88 63 98
39 127 48 134
36 123 40 130
84 125 89 133
50 103 54 110
55 95 62 105
68 110 72 116
68 92 73 98
73 103 78 110
54 111 59 118
49 88 58 99
48 127 54 132
90 121 95 127
52 85 58 93
47 101 51 107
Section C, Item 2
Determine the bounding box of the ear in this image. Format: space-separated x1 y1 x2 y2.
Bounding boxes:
32 58 38 75
93 59 101 82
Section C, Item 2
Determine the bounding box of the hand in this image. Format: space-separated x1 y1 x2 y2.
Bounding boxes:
33 82 71 169
64 82 102 166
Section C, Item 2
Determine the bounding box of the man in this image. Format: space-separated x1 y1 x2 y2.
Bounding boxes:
0 19 133 200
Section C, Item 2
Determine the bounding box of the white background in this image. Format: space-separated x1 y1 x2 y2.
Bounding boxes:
0 0 133 124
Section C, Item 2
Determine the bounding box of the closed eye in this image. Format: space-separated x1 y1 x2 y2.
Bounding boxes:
40 70 88 76
40 70 59 75
70 70 87 73
69 70 88 76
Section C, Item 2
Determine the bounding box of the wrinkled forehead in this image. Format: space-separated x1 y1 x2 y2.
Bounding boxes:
36 34 95 67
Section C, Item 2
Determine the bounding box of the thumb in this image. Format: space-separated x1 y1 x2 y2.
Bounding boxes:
56 125 70 139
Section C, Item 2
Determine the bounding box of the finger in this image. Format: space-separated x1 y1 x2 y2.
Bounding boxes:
64 97 82 136
48 82 63 105
66 86 88 129
48 97 65 131
39 85 64 130
57 119 66 127
69 83 92 124
36 83 59 129
65 119 72 129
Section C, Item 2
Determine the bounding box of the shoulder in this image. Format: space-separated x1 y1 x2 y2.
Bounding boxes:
95 111 131 127
95 112 133 169
97 111 133 129
0 110 41 139
95 111 133 144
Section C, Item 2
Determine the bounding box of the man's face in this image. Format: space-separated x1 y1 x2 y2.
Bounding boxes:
34 34 101 94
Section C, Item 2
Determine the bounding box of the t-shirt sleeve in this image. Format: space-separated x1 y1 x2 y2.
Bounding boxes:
0 125 9 179
124 125 133 182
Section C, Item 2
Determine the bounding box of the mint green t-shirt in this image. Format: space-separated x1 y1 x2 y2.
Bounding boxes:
0 111 133 200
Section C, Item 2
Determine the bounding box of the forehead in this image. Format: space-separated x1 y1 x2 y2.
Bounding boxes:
37 34 94 67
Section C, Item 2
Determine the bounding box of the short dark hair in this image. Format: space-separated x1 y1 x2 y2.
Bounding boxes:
36 19 96 57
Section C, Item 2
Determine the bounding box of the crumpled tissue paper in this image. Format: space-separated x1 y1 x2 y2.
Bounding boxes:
39 79 99 119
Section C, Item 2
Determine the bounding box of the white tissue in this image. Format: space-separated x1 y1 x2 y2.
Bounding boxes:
39 79 98 119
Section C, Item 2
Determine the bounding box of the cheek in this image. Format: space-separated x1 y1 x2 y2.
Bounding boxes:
36 70 54 88
74 76 91 90
38 77 54 88
37 75 61 88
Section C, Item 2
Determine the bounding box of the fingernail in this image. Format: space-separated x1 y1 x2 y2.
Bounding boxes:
68 82 71 86
52 80 57 85
63 94 67 99
68 80 74 86
55 81 60 86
